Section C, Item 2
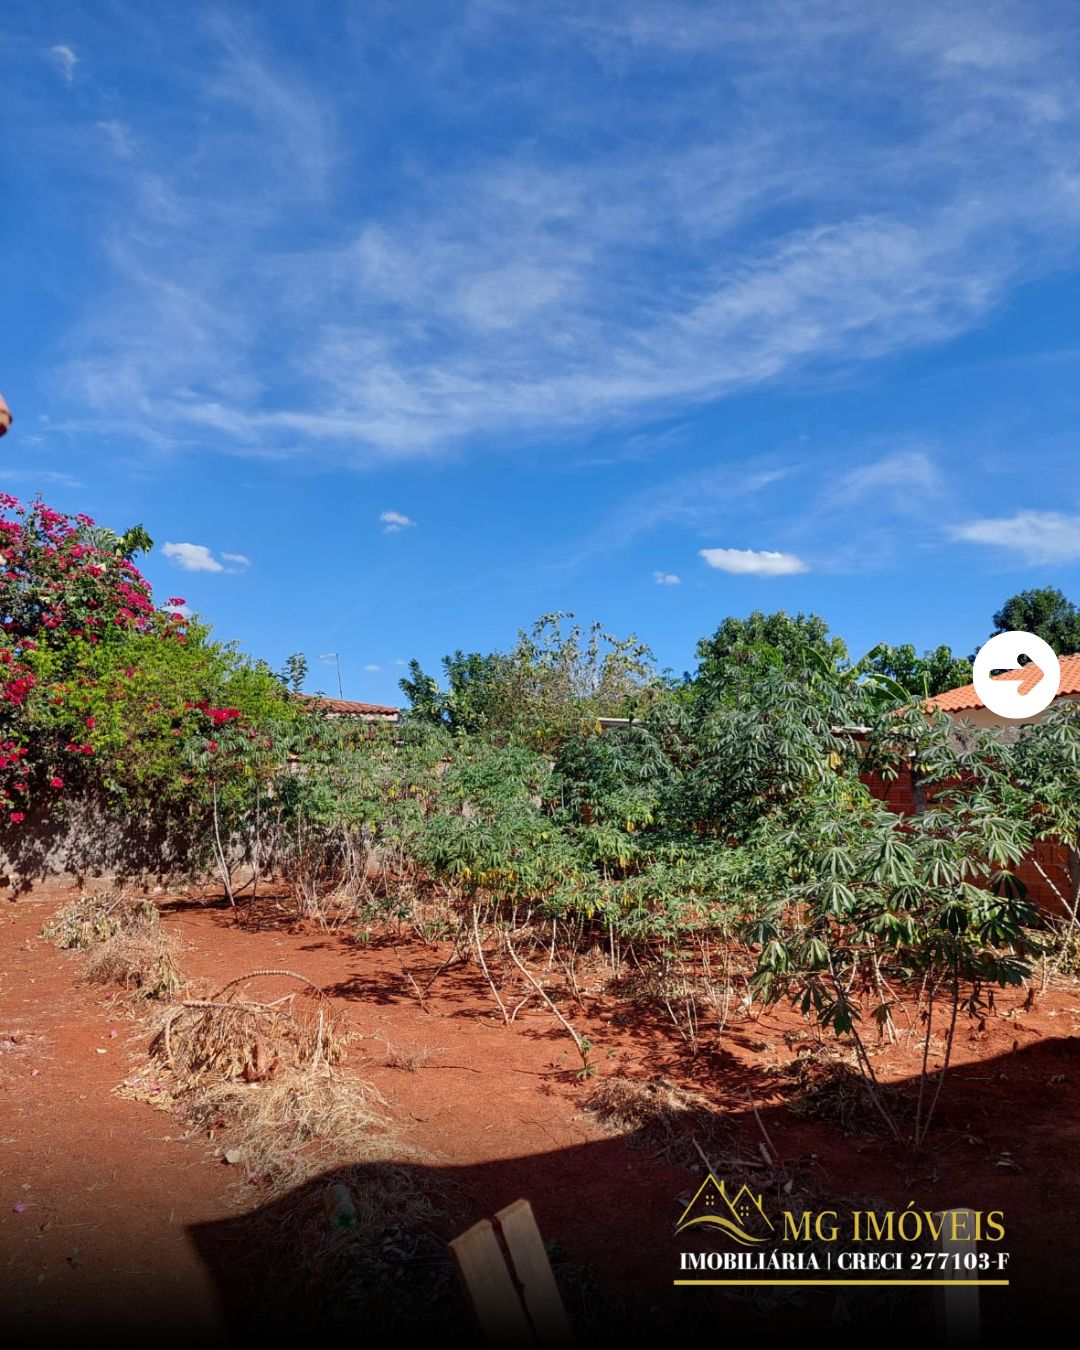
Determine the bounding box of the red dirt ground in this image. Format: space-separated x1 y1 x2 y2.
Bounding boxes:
3 882 1080 1344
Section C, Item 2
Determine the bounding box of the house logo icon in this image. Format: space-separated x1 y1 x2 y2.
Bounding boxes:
675 1175 775 1246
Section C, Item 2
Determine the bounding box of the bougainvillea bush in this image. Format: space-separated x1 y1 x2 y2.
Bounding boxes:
0 494 293 839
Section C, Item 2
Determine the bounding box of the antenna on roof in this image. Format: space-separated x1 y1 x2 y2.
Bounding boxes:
318 652 343 700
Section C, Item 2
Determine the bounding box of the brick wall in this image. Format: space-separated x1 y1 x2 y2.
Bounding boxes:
862 766 1075 916
863 768 919 815
1016 837 1074 916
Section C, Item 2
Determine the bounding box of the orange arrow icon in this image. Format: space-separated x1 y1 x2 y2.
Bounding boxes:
997 662 1044 696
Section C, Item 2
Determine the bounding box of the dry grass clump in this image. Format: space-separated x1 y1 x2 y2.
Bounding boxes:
189 1074 399 1193
43 888 157 950
57 919 448 1329
43 888 180 1000
131 969 413 1200
583 1074 733 1165
150 970 347 1086
384 1040 440 1072
121 1051 444 1329
1033 918 1080 985
84 930 181 1000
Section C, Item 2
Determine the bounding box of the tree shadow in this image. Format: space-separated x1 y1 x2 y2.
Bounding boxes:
182 1035 1080 1345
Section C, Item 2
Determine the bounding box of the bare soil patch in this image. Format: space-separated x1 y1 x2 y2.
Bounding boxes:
3 882 1079 1343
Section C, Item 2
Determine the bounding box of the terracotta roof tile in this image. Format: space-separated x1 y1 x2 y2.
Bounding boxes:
928 653 1080 712
295 694 399 718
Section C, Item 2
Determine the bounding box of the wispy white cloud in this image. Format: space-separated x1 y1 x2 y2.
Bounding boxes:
561 460 794 573
827 450 943 511
36 4 1080 465
162 542 224 573
162 541 249 572
380 510 416 534
949 511 1080 564
204 12 333 198
699 547 809 576
363 662 382 672
47 44 78 84
96 121 133 157
653 570 681 585
0 468 82 488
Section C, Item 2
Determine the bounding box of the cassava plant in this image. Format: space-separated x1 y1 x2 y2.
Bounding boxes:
745 691 1037 1146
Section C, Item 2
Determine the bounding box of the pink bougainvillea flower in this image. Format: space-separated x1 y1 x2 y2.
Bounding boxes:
85 716 95 729
50 776 63 788
9 811 25 824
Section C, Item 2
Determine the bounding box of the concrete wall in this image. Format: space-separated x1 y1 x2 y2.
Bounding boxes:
0 792 208 894
945 706 1048 733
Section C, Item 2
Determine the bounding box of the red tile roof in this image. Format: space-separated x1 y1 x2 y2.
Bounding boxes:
928 653 1080 712
296 694 399 718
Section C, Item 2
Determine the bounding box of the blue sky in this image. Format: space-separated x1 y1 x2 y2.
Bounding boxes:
3 1 1080 701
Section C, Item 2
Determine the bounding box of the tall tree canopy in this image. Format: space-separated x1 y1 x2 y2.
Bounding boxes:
990 587 1080 655
399 613 657 748
862 643 972 697
690 610 847 703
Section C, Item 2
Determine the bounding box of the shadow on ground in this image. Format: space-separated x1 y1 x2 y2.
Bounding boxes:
180 1035 1080 1346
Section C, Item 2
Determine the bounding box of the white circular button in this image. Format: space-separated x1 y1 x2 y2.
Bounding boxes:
972 631 1061 720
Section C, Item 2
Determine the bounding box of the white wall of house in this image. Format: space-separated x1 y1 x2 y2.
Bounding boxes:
946 704 1053 732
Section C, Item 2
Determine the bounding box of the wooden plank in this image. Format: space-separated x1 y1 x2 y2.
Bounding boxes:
934 1208 980 1347
449 1217 534 1347
495 1200 573 1347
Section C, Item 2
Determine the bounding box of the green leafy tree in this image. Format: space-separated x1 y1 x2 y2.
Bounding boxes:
990 587 1080 655
691 610 847 704
862 642 972 697
78 522 154 560
400 613 657 750
511 613 657 747
399 649 518 736
282 652 308 694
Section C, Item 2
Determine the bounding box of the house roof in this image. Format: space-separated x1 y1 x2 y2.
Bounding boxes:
296 693 399 718
928 653 1080 713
